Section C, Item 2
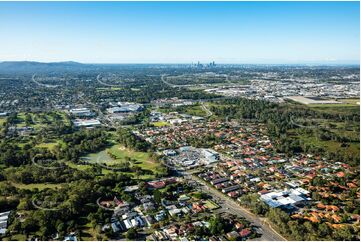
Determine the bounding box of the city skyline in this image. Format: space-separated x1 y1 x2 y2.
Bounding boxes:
0 1 359 64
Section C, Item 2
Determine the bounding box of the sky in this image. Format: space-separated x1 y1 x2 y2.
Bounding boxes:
0 1 359 64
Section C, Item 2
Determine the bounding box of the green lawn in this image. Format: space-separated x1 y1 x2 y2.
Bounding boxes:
81 144 166 179
67 162 93 171
158 104 208 117
35 142 58 150
179 104 208 117
152 121 170 127
308 103 358 108
308 105 359 115
204 199 220 210
15 111 71 130
108 145 162 171
67 161 113 175
16 112 27 127
337 98 360 104
83 149 116 164
96 87 123 91
2 234 27 241
4 182 64 190
0 117 6 126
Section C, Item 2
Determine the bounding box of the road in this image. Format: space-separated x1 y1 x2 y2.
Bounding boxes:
161 73 220 119
201 102 213 117
191 175 286 241
32 74 59 88
161 74 179 88
168 166 286 241
96 74 124 87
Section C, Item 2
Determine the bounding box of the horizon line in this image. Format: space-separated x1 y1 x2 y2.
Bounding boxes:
1 60 360 66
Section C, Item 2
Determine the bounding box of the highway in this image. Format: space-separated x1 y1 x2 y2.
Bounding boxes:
32 74 59 88
161 74 181 88
201 102 213 117
96 74 124 87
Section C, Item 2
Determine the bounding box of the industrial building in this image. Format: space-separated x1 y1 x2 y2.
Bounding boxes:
73 119 101 127
69 108 94 117
107 102 143 113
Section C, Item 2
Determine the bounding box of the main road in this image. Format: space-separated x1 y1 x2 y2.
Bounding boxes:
32 74 60 88
166 164 286 241
160 74 181 88
191 174 286 241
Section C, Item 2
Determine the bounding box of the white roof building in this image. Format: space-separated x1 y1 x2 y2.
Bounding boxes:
202 148 220 165
0 211 10 235
73 119 101 127
70 108 94 117
260 188 309 208
123 219 133 229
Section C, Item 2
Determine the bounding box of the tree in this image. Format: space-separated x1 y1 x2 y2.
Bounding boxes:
126 227 138 239
209 215 226 235
333 226 354 241
22 215 39 234
17 199 32 210
153 189 162 204
317 223 331 238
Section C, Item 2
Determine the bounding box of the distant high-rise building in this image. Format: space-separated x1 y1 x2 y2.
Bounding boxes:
190 61 215 68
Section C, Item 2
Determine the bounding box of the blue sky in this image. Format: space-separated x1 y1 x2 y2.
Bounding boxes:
0 1 359 64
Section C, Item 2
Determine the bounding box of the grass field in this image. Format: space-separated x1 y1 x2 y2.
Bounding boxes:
158 104 208 117
204 199 220 210
309 105 360 115
108 145 162 171
67 162 93 171
0 117 6 126
68 159 113 175
337 98 360 104
308 103 359 108
83 149 115 164
96 87 123 91
35 142 59 150
2 234 27 241
152 121 170 127
15 111 71 130
81 144 166 179
16 112 27 127
179 104 208 117
1 181 64 190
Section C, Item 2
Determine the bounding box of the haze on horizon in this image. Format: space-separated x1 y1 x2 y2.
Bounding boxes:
0 1 359 64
